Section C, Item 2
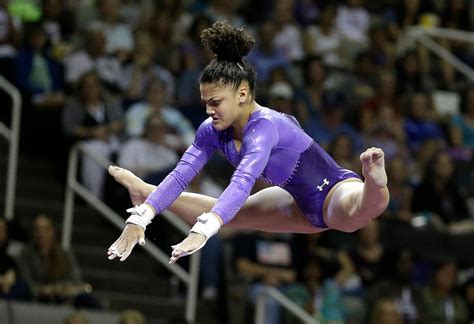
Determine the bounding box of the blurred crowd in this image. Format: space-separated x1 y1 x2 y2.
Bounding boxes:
0 0 473 323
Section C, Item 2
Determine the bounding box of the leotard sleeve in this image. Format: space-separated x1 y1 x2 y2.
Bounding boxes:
144 119 218 213
211 118 279 224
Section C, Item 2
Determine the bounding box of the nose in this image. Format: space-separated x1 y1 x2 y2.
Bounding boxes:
206 105 214 116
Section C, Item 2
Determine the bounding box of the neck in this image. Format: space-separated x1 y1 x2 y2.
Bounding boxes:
233 100 259 140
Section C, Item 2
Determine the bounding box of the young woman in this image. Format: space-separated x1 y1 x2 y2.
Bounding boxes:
107 21 389 263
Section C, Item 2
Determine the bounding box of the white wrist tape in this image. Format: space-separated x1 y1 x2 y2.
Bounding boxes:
125 204 155 230
190 213 222 239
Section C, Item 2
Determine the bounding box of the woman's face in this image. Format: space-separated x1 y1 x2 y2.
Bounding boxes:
81 74 102 102
199 82 245 131
33 215 56 249
433 152 454 180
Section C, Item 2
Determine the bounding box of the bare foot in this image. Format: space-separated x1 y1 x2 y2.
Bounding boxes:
108 166 150 205
360 147 388 187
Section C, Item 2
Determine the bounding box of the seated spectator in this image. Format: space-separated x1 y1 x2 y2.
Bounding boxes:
336 0 370 59
304 4 344 68
271 1 304 62
461 276 474 322
15 21 65 157
404 92 444 152
64 23 122 92
349 220 384 288
119 309 146 324
384 156 414 223
0 217 31 301
118 114 179 181
303 91 362 151
233 231 301 324
64 311 90 324
93 0 133 63
62 71 124 199
367 249 424 323
246 20 292 85
289 232 364 323
17 214 101 308
327 133 359 172
267 81 295 116
370 298 403 324
120 31 175 107
125 78 194 151
412 150 472 233
420 260 468 323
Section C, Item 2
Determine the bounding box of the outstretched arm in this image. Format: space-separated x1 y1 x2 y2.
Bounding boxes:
108 120 218 261
170 118 279 262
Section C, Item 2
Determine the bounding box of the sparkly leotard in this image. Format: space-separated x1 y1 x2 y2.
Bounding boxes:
145 107 359 228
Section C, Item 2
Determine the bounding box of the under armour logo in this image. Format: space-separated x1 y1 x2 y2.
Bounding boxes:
317 178 329 191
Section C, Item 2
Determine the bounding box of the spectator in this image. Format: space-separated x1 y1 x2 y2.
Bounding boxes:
205 0 245 28
233 232 301 324
336 0 370 59
304 4 344 68
119 309 146 324
327 133 359 172
384 156 414 223
64 23 122 92
295 56 328 124
367 249 424 323
246 20 292 85
420 260 468 323
120 30 175 106
303 91 363 151
370 298 403 324
62 71 124 198
271 0 304 62
0 217 31 301
349 220 385 288
412 150 472 233
118 114 179 181
15 21 65 158
64 311 90 324
94 0 133 63
403 92 444 152
18 214 101 308
267 81 295 115
125 77 195 151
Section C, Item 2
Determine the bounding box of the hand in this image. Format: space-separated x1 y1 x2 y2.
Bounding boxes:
108 224 145 262
169 232 206 264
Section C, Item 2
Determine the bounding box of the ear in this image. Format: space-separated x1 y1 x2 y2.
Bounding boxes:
237 85 250 105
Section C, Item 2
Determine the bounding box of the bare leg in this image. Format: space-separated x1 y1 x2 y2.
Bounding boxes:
323 148 390 232
108 166 323 234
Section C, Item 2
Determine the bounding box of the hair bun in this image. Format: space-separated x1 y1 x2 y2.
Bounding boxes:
201 21 255 62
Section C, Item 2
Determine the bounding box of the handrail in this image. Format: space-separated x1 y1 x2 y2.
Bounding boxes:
255 286 318 324
0 75 21 221
407 26 474 81
62 142 199 323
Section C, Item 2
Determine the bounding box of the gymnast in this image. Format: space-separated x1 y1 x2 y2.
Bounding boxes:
107 21 389 263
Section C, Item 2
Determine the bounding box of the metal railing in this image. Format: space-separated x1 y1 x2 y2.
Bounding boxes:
0 75 21 221
255 286 318 324
62 143 200 323
407 26 474 81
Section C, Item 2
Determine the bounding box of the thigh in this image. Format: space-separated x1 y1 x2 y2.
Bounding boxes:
227 187 325 234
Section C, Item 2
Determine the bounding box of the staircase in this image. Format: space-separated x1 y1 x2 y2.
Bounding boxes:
0 140 221 324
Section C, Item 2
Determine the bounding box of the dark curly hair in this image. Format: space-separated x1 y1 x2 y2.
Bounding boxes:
200 21 257 96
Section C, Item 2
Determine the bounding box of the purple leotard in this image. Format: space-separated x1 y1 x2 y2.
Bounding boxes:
145 107 359 228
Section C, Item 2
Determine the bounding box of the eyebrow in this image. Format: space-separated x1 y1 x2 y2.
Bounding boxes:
201 96 221 103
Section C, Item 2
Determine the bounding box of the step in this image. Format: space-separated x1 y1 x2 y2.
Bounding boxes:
82 268 170 296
